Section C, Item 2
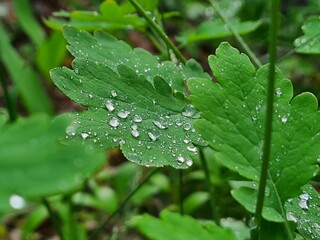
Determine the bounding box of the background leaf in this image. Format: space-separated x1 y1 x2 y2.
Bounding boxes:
294 16 320 54
285 184 320 240
129 210 238 240
188 42 320 221
0 115 105 215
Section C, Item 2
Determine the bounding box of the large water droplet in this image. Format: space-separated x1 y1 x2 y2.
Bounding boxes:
175 118 183 126
182 105 199 118
281 116 288 123
131 129 139 138
148 132 159 141
110 90 117 97
9 194 26 209
186 146 197 153
108 117 120 128
183 123 192 131
177 154 185 164
133 115 142 123
153 120 167 129
105 100 115 112
286 212 297 223
81 132 90 139
117 110 130 119
66 125 76 136
298 193 310 210
186 159 193 167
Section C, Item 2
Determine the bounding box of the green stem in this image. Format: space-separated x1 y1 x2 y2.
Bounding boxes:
199 147 219 225
42 198 65 240
127 0 187 64
209 0 262 68
179 169 184 215
89 168 160 240
254 0 280 239
0 66 17 122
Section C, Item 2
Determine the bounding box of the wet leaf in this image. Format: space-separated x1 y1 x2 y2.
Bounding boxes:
189 42 320 221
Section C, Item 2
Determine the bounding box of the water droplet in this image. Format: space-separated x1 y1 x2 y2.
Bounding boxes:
186 159 193 167
148 132 158 141
275 88 282 96
184 123 192 131
81 132 90 139
182 105 199 118
298 193 310 210
131 129 140 137
9 195 26 209
153 120 167 129
133 115 142 123
186 146 197 153
175 118 183 126
88 93 93 99
251 115 257 121
286 212 297 223
105 100 115 112
66 125 76 136
119 139 126 144
183 139 190 144
74 68 79 74
177 154 185 164
117 110 130 119
108 117 120 128
110 90 117 97
281 116 288 123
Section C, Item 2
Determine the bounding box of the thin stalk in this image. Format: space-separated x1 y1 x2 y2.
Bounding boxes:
127 0 187 64
209 0 262 68
0 66 17 122
42 198 64 240
179 169 184 215
254 0 280 239
89 168 160 240
199 147 219 225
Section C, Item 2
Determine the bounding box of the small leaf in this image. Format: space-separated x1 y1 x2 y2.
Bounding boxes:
50 28 207 169
189 42 320 221
177 19 261 46
129 210 238 240
0 115 105 215
294 16 320 54
285 184 320 239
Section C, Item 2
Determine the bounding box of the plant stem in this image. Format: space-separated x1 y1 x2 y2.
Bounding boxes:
89 168 160 240
254 0 280 239
127 0 187 64
0 66 17 122
179 169 184 215
209 0 262 68
42 198 65 240
199 147 219 225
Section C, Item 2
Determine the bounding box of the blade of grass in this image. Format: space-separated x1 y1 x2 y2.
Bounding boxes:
0 21 53 114
127 0 187 64
209 0 262 68
254 0 281 239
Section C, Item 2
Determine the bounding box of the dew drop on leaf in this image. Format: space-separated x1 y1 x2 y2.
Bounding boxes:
133 115 142 123
131 129 140 138
110 90 117 97
184 123 192 131
281 116 288 123
153 120 167 129
186 159 193 167
66 125 76 136
177 154 185 164
105 100 115 112
148 132 159 141
275 88 282 96
186 145 197 153
81 132 90 140
9 194 26 209
88 93 93 99
286 212 298 223
298 193 310 210
108 117 120 128
182 104 199 118
117 110 130 119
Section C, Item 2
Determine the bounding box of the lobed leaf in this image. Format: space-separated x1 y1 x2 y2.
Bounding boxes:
129 210 238 240
189 42 320 221
0 115 105 215
285 184 320 239
294 16 320 54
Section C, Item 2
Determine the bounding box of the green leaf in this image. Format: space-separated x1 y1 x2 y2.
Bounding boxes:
0 21 53 114
285 184 320 239
177 19 261 46
129 210 238 240
0 115 105 215
294 16 320 54
45 0 146 31
188 42 320 221
50 28 207 169
60 27 209 94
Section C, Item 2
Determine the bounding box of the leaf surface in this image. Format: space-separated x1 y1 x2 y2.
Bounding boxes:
285 184 320 239
0 115 105 215
129 210 238 240
294 16 320 54
189 42 320 220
